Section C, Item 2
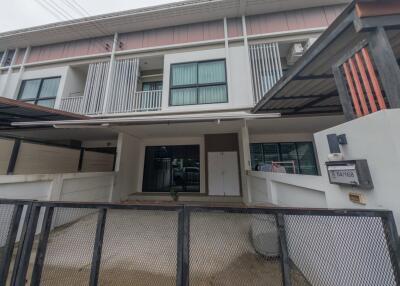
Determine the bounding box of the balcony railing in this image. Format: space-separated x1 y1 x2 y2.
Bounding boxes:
59 95 83 114
131 90 162 112
59 90 162 115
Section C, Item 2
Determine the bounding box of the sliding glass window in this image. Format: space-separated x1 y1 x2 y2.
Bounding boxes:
169 60 227 106
250 142 318 175
142 145 200 193
18 77 61 108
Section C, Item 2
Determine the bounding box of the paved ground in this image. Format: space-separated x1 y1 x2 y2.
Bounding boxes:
25 209 308 285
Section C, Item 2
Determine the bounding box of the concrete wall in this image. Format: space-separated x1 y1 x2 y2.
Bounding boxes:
0 172 114 202
313 109 400 225
113 133 141 201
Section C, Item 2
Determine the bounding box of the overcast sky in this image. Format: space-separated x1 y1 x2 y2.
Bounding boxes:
0 0 184 33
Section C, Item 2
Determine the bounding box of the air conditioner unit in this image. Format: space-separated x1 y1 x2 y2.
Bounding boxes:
286 43 304 65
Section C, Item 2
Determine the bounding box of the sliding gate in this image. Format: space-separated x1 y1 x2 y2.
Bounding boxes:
0 200 399 286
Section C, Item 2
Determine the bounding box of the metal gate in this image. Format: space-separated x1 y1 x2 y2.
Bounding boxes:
0 200 399 286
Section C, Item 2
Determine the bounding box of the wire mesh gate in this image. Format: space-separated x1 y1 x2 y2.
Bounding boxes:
0 200 399 286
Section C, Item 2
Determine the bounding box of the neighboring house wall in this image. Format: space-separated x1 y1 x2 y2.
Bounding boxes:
81 151 114 172
0 139 114 175
14 142 80 174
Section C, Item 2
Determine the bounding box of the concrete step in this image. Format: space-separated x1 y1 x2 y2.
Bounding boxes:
126 193 243 204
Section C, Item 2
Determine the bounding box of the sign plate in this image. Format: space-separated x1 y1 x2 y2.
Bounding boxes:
327 165 360 186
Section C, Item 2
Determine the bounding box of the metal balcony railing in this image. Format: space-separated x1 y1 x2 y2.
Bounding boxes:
59 90 162 115
1 199 399 286
59 95 83 114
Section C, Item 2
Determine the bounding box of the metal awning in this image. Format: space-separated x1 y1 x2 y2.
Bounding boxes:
0 97 87 130
9 111 280 128
252 0 400 116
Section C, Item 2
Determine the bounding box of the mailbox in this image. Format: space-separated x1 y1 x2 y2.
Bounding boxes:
325 160 373 190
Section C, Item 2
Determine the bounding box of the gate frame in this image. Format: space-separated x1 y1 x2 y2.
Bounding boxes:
1 200 399 286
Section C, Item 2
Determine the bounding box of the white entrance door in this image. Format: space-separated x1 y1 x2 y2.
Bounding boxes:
208 151 240 196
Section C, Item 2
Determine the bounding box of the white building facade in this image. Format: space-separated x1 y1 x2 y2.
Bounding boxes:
1 0 400 227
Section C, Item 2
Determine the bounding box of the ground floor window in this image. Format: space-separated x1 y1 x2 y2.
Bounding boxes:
142 145 200 193
250 142 318 175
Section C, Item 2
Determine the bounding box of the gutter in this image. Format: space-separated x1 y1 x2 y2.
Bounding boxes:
10 112 281 128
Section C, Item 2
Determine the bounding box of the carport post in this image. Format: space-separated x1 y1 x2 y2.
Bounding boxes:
30 206 54 286
332 65 356 121
176 206 190 286
7 139 21 175
89 208 108 286
367 27 400 108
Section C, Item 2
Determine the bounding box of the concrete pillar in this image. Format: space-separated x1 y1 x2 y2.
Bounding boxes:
238 121 252 204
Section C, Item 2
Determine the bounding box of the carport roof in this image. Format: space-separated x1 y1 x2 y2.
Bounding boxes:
252 0 400 116
0 97 87 130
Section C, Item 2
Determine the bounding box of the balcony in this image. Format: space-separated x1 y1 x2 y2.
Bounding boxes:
59 56 163 115
60 90 162 114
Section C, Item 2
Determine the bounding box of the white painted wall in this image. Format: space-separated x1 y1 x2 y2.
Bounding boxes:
0 172 114 202
17 66 68 103
250 132 314 143
60 66 87 102
113 133 141 201
247 171 327 208
162 46 253 113
313 109 400 226
59 173 114 202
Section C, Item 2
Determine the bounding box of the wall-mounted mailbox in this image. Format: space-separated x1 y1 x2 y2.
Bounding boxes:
325 160 373 190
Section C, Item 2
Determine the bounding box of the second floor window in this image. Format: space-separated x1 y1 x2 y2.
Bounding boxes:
170 60 227 106
18 77 61 108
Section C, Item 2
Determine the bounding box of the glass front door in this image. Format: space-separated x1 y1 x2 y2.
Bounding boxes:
142 145 200 193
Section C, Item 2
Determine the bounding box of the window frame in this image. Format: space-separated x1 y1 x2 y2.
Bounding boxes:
142 81 163 91
17 76 61 107
250 141 318 175
169 59 228 106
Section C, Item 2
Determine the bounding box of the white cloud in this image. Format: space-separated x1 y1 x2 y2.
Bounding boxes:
0 0 185 33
